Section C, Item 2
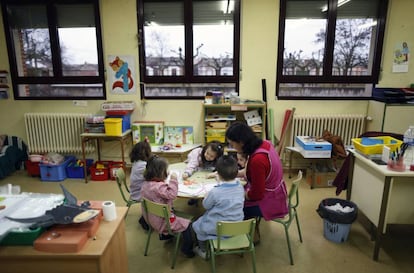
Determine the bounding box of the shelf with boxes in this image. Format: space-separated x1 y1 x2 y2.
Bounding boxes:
202 102 266 145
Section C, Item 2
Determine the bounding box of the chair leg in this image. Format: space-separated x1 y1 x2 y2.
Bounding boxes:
294 212 303 243
124 204 131 219
251 248 257 273
208 241 216 273
284 225 294 265
171 233 181 269
144 228 152 256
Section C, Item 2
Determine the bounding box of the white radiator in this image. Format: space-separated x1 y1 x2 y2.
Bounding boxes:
24 113 93 154
290 114 366 146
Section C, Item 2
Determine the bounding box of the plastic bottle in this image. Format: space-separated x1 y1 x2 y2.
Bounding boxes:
403 125 414 169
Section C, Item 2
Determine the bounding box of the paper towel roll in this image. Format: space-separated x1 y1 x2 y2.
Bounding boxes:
102 201 117 221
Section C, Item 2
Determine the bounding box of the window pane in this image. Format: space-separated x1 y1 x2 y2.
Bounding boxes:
278 83 372 98
193 0 234 76
283 1 327 76
143 1 185 76
57 4 99 76
333 0 380 76
17 83 104 97
7 5 53 77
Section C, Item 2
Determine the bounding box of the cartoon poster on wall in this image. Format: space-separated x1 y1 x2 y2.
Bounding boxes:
392 41 409 73
108 55 137 94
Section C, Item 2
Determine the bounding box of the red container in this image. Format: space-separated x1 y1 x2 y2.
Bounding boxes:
106 110 133 116
26 160 41 177
89 161 111 181
109 161 125 180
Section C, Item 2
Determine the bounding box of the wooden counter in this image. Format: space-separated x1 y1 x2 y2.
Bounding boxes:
0 207 128 273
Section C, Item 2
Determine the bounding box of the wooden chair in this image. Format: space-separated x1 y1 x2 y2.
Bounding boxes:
270 170 303 265
207 218 257 273
141 198 194 269
115 168 139 217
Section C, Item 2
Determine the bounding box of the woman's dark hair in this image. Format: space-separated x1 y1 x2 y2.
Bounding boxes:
225 121 262 155
216 155 238 181
201 140 224 166
144 155 168 181
130 141 152 162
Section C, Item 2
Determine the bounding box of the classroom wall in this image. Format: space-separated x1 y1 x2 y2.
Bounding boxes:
0 0 412 144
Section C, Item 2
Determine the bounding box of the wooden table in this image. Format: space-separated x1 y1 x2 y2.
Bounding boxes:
81 130 133 183
152 144 201 164
0 207 128 273
169 162 218 199
347 150 414 261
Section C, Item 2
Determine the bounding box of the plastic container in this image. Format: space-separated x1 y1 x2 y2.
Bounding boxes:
104 118 123 136
403 126 414 169
352 136 402 155
323 220 351 243
317 198 358 243
0 227 44 246
66 159 94 179
39 156 75 182
90 161 111 181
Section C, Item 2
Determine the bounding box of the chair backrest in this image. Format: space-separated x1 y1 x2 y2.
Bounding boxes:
141 198 173 234
287 170 303 212
116 168 132 203
216 218 256 249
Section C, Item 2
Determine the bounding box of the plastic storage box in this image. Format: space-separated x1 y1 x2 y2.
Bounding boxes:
352 136 402 155
109 161 125 180
66 159 94 179
0 227 45 246
39 156 75 182
295 136 332 158
104 118 123 136
25 160 41 177
90 161 111 181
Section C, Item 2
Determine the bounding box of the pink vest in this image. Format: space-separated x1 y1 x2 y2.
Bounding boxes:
245 140 288 220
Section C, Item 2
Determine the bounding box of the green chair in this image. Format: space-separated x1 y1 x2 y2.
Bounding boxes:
270 170 303 265
142 198 194 269
207 218 257 273
115 168 140 217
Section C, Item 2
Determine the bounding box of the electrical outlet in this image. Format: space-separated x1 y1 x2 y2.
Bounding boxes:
73 100 88 107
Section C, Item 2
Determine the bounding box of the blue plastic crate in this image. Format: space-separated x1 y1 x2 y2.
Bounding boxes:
323 219 351 243
66 159 94 179
39 156 75 182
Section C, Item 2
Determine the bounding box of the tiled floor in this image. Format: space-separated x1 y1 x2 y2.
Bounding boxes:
1 170 413 273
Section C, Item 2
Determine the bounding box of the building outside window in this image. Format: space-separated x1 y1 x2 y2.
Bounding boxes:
137 0 240 99
277 0 388 99
1 0 105 100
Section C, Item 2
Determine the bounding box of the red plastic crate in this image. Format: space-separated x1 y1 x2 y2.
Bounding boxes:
25 160 40 177
89 161 111 181
109 161 125 180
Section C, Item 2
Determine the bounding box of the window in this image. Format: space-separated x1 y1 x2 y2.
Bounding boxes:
276 0 388 99
137 0 240 99
1 0 105 100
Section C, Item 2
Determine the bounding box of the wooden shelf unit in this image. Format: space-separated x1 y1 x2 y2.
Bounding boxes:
202 102 267 145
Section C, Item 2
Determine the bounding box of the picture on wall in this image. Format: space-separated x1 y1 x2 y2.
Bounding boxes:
108 55 137 94
131 121 164 145
164 126 194 146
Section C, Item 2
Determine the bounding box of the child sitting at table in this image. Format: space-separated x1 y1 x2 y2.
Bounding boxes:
129 140 152 230
141 155 195 258
182 140 224 205
192 155 245 259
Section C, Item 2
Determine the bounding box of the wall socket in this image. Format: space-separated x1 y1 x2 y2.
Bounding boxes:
73 100 88 107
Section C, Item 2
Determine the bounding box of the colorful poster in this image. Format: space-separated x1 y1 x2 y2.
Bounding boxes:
392 41 409 73
107 55 137 94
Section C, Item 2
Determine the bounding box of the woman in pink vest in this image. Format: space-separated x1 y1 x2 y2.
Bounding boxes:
225 122 288 222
